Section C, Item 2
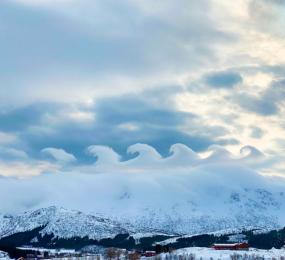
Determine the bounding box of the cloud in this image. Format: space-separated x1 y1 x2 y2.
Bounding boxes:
0 143 284 234
77 143 272 174
250 126 264 139
0 160 58 177
233 78 285 116
0 103 60 131
10 0 72 6
234 93 278 116
86 145 121 167
0 147 28 160
264 79 285 102
249 0 285 37
0 132 18 145
204 70 243 88
0 0 236 106
0 89 238 161
41 147 76 163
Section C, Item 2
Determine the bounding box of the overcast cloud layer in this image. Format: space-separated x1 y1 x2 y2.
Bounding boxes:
0 0 285 213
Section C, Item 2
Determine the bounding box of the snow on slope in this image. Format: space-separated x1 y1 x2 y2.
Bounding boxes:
0 251 9 260
0 206 130 240
93 163 285 235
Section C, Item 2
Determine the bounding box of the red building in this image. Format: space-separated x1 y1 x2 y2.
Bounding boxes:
212 243 249 250
142 251 156 257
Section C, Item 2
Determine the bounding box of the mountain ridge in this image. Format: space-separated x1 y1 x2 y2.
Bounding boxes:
0 206 285 251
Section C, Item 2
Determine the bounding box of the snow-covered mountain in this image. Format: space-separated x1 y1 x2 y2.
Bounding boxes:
0 196 284 250
0 206 173 250
0 183 284 243
112 185 284 235
1 169 285 242
0 206 130 241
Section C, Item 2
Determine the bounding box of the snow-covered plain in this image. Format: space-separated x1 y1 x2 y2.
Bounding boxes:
158 247 285 260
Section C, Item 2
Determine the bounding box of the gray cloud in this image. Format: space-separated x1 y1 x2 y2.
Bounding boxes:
204 70 243 88
0 85 238 161
250 127 265 139
0 0 236 106
234 94 278 116
233 79 285 116
249 0 285 37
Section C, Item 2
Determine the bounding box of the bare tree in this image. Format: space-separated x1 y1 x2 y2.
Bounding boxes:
128 251 140 260
105 247 123 259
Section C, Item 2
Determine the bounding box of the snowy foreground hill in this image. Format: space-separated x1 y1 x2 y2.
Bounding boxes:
0 251 9 260
159 247 285 260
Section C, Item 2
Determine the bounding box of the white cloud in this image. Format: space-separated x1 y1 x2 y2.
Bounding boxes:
86 145 121 167
10 0 73 7
0 160 58 177
41 147 76 163
0 132 17 145
118 123 139 132
0 147 28 159
82 143 273 174
67 111 95 123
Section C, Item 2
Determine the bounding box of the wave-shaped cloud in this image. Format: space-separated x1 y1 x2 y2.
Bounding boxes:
41 148 77 163
82 143 270 174
87 145 121 165
0 143 277 178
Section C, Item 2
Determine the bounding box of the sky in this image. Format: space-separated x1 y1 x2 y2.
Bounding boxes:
1 0 285 209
